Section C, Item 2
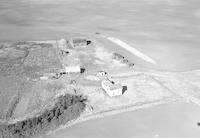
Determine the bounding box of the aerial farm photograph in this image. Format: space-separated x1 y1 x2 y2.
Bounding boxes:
0 0 200 138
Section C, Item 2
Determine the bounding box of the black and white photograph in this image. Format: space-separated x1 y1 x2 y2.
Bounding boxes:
0 0 200 138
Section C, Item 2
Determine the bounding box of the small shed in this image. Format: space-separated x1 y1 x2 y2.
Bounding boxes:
97 71 107 77
101 79 123 97
40 76 48 80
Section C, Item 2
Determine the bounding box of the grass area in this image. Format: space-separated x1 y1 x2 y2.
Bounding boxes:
0 42 63 121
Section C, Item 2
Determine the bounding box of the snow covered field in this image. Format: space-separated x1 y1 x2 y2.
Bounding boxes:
46 101 200 138
0 0 200 71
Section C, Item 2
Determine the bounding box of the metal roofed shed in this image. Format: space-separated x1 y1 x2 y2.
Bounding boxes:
65 66 81 73
69 37 92 48
65 66 85 74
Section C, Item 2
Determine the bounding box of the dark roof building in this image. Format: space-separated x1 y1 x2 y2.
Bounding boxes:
70 37 87 47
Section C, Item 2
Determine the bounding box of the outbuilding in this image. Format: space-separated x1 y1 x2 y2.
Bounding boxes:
69 37 91 48
65 66 85 74
65 66 81 73
40 76 49 80
97 71 107 77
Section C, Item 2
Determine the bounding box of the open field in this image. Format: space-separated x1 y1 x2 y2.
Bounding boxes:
0 0 200 71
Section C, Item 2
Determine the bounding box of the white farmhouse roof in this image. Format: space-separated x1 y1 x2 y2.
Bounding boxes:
101 79 123 97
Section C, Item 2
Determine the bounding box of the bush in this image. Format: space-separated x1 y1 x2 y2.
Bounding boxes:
112 53 134 68
121 59 129 63
128 62 134 68
112 53 124 60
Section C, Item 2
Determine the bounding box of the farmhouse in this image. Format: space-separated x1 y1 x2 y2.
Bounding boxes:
69 37 91 48
101 79 124 97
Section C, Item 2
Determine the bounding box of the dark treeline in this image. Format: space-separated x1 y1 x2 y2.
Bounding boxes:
0 94 87 138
